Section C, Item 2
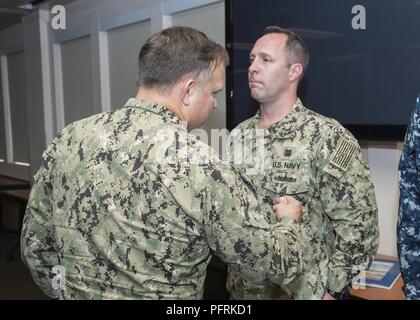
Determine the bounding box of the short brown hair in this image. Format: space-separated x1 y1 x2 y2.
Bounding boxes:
262 26 309 78
137 26 229 92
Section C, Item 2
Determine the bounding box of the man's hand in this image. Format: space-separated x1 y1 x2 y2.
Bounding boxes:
322 292 336 300
272 195 302 223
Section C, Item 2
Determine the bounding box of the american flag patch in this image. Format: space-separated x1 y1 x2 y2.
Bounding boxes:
330 137 357 171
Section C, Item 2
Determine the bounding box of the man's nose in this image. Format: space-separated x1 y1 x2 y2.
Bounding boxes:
249 60 258 74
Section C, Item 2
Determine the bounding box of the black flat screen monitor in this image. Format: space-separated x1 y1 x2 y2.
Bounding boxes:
225 0 420 140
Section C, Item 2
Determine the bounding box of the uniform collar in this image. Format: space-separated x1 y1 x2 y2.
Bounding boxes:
252 98 306 139
123 98 183 126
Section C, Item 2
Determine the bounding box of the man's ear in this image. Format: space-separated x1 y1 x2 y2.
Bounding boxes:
289 63 303 82
180 78 196 107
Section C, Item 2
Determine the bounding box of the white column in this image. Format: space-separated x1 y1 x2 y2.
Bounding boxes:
367 142 402 257
90 17 103 114
0 55 13 163
39 8 56 145
22 9 57 178
98 30 111 112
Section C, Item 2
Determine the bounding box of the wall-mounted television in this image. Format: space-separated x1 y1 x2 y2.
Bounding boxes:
225 0 420 140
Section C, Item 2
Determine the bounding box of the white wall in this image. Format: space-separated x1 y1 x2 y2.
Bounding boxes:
7 50 29 163
171 2 226 133
22 9 56 177
365 143 403 257
108 20 151 108
61 35 95 125
0 23 30 180
0 0 405 256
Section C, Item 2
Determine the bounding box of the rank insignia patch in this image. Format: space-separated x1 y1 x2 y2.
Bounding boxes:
284 148 293 157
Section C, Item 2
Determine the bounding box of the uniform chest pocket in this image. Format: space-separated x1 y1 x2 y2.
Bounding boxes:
243 209 271 230
261 174 310 225
262 170 310 203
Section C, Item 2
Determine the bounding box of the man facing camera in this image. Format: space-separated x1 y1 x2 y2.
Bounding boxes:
227 26 379 300
21 26 304 299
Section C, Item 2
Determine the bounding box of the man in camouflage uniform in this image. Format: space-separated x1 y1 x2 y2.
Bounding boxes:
397 95 420 300
227 26 379 300
21 26 304 299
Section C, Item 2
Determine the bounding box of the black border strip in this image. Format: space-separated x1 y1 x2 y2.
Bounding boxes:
225 0 235 132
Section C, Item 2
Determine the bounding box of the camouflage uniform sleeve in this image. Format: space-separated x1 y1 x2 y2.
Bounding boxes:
316 128 379 293
21 146 61 299
201 163 303 286
397 101 420 300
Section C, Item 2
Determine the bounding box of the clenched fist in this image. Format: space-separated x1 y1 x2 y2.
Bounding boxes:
272 195 302 223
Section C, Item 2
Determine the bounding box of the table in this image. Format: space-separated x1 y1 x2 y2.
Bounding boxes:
0 175 30 190
350 254 405 300
0 178 31 261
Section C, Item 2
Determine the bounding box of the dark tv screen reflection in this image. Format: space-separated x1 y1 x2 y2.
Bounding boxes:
226 0 420 140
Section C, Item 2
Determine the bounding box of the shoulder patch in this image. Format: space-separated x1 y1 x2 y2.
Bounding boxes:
329 136 358 171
